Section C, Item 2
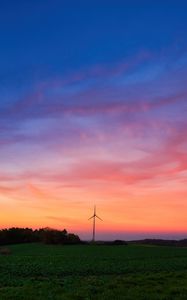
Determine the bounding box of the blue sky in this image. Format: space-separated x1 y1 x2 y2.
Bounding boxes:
1 1 187 83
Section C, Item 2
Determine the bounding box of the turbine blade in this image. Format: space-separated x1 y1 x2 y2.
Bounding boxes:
88 215 94 220
96 215 103 221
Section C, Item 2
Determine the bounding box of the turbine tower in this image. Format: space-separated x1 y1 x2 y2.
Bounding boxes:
88 205 102 242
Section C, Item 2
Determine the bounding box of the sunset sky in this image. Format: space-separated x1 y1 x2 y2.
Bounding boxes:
0 1 187 240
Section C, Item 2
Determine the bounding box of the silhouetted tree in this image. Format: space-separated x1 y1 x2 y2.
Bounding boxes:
0 227 81 245
66 233 81 244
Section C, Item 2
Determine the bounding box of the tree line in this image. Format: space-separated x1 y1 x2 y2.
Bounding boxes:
0 227 81 245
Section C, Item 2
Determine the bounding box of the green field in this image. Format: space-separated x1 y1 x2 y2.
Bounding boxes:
0 243 187 299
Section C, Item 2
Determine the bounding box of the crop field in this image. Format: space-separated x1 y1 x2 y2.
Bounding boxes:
0 244 187 299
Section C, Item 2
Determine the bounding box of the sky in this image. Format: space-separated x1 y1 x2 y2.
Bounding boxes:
0 1 187 240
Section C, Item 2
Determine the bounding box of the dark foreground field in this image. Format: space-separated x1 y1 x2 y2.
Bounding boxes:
0 244 187 299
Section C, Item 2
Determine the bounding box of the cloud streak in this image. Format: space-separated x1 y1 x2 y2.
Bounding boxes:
0 48 187 235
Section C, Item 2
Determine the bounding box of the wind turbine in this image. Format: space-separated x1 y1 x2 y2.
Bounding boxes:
88 205 102 242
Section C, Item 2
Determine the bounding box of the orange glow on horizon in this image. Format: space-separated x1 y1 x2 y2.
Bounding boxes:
0 176 187 239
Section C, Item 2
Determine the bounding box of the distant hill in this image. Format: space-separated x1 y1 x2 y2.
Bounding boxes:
130 239 187 247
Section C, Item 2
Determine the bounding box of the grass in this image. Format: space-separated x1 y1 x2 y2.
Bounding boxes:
0 243 187 299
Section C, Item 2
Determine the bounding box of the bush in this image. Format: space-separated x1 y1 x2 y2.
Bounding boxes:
0 247 11 255
113 240 128 245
